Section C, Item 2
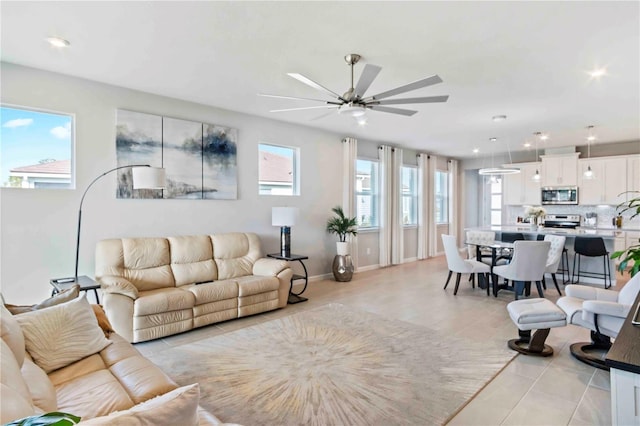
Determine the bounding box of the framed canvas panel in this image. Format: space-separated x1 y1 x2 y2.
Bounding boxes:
162 117 203 199
116 109 163 199
203 123 238 200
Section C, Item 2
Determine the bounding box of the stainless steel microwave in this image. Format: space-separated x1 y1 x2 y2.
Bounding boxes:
541 187 578 205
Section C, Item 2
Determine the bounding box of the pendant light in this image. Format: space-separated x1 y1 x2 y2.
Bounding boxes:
583 125 595 180
478 117 520 176
531 133 542 181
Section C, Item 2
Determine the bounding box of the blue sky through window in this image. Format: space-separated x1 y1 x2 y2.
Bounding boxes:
0 106 73 185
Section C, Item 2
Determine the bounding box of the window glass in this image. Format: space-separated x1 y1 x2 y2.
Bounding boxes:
356 159 379 228
1 105 74 189
435 170 449 223
402 166 418 225
485 175 502 225
258 143 299 195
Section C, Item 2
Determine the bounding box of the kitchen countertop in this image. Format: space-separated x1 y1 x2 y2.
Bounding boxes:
468 225 627 238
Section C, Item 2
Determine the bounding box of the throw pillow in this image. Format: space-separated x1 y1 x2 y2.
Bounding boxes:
4 286 80 315
91 305 114 338
15 295 111 373
79 383 200 426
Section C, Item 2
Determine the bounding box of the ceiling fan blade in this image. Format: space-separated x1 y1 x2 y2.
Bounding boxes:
368 106 418 116
374 95 449 105
287 73 343 100
269 105 340 113
365 75 443 101
258 93 342 104
354 64 382 98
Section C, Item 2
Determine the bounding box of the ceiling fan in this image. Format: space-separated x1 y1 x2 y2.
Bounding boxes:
259 53 449 122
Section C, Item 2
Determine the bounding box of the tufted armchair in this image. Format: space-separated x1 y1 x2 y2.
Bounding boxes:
465 230 496 264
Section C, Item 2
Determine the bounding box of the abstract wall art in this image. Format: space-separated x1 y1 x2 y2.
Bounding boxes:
116 109 238 200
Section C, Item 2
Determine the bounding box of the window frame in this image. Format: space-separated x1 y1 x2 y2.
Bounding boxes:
401 165 418 227
1 103 76 190
434 169 449 224
484 175 503 226
355 157 380 230
258 142 300 196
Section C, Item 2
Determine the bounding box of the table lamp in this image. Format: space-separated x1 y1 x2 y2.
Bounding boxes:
272 207 299 257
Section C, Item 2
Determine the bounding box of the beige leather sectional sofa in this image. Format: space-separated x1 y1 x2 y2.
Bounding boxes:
96 232 293 343
0 303 223 425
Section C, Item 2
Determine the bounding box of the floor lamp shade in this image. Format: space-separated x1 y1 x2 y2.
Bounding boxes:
272 207 298 257
74 164 166 280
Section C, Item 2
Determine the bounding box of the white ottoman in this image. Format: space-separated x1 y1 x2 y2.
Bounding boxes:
507 298 567 356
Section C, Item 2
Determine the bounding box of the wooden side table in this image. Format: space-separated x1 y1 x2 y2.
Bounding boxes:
266 253 309 304
50 275 100 304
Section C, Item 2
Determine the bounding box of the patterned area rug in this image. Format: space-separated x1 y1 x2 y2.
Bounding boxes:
147 304 515 425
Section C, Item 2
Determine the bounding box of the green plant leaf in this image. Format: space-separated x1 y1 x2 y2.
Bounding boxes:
7 412 81 426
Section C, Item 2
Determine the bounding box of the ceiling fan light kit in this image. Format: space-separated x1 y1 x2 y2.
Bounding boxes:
260 53 449 121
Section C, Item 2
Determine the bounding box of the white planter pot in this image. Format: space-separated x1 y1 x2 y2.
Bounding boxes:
336 242 350 256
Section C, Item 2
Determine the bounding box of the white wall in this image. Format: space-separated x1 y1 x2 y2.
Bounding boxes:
0 63 344 303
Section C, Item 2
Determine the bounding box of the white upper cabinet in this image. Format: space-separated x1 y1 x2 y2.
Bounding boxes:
503 162 541 205
628 156 640 198
578 157 627 205
540 153 580 187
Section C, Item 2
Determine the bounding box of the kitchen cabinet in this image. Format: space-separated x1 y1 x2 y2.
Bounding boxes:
503 162 541 205
540 153 579 187
578 157 627 205
628 156 640 198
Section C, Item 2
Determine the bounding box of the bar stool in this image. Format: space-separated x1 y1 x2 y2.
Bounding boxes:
572 236 611 289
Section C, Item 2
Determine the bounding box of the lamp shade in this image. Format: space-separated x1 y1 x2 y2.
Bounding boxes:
132 167 166 189
272 207 298 227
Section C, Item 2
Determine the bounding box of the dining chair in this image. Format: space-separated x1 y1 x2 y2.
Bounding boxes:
543 234 566 295
492 241 551 299
496 232 525 263
442 235 491 295
465 230 495 264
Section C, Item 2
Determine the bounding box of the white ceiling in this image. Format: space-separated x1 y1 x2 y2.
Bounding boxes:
2 1 639 159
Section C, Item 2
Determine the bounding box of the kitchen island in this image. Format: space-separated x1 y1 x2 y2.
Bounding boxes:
465 226 632 287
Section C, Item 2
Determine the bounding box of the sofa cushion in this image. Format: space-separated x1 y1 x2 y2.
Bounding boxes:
1 304 26 366
15 295 112 373
169 236 217 286
109 355 177 404
79 383 199 426
122 238 176 291
182 280 238 305
212 233 261 280
134 288 195 316
55 368 135 420
4 285 80 315
0 340 36 423
21 356 57 413
236 275 280 297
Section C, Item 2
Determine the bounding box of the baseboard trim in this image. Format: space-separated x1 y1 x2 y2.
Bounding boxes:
356 264 381 272
403 257 417 263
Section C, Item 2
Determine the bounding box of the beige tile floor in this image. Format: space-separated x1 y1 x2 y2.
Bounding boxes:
135 255 615 426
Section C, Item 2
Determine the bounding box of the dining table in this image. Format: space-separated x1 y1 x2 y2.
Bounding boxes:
465 240 515 294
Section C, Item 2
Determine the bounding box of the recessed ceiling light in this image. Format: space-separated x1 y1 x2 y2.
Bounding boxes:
492 115 507 122
472 148 479 154
523 142 531 148
489 137 497 142
589 68 607 79
46 37 70 48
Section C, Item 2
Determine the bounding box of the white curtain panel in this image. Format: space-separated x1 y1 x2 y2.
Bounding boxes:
379 145 393 267
427 155 438 257
342 137 358 269
417 153 429 260
448 159 459 246
379 145 404 267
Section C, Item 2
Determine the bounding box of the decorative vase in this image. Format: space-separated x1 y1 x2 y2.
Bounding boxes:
336 241 349 256
529 217 537 231
332 254 354 282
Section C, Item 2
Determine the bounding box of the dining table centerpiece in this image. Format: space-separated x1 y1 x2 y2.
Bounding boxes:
524 206 547 230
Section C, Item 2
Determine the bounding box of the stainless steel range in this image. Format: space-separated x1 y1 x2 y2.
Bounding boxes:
543 214 581 229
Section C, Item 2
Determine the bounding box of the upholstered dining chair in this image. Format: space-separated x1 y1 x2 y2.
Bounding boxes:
465 230 495 265
556 272 640 370
543 234 566 295
442 235 491 295
492 241 551 299
496 232 525 263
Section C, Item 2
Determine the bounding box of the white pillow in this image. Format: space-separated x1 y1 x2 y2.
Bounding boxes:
79 383 200 425
15 294 111 373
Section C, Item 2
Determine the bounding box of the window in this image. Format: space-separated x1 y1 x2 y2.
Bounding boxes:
258 143 299 195
486 176 503 226
1 105 74 189
435 170 449 223
401 166 418 225
356 159 379 228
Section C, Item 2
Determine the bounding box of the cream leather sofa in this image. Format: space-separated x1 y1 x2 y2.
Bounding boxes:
0 304 222 425
96 233 293 343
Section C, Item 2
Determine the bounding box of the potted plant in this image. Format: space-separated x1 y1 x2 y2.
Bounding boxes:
524 206 546 230
611 191 640 277
326 206 358 255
